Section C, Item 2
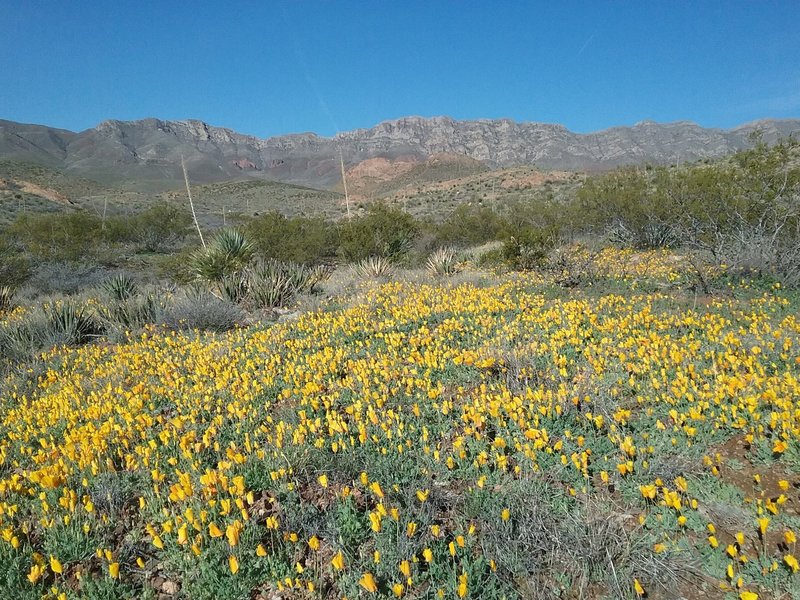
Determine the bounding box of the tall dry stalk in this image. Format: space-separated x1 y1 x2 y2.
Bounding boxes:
182 154 206 248
339 146 351 220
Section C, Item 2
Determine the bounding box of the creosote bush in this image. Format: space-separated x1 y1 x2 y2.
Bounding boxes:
337 203 420 262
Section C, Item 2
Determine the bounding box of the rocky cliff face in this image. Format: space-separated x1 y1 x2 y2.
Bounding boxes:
1 116 798 190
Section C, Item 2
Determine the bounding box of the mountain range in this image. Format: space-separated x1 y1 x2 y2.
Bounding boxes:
1 116 799 191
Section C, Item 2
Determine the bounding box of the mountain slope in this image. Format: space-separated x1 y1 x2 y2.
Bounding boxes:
2 116 799 190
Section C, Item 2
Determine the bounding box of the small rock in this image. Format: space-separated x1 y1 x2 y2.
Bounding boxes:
162 580 180 594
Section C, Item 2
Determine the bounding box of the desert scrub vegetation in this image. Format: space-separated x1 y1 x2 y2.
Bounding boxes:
0 254 799 599
579 137 800 286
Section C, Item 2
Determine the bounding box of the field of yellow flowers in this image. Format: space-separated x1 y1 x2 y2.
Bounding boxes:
1 255 799 599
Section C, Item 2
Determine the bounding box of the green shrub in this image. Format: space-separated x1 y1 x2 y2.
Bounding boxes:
246 259 331 309
130 202 192 252
8 211 105 261
43 301 103 346
434 204 508 247
244 212 336 264
502 227 558 270
96 292 162 338
0 237 31 288
1 300 103 367
338 203 420 262
576 137 800 285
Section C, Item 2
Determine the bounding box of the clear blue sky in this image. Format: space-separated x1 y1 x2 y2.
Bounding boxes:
2 1 798 138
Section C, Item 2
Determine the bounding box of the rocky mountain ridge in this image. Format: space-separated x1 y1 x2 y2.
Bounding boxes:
1 116 798 190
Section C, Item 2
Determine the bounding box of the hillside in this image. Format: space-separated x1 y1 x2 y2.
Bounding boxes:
158 179 346 225
2 116 799 191
0 160 347 227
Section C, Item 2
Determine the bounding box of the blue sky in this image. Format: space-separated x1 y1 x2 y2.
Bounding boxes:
1 1 798 138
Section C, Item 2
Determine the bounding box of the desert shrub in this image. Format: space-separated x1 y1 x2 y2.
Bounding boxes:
0 317 42 365
337 203 420 262
96 279 162 339
578 167 681 249
246 261 297 309
576 138 800 285
26 262 117 297
159 290 244 333
8 211 106 261
434 204 507 247
685 139 800 284
475 244 506 268
502 226 558 270
1 299 103 365
244 212 336 264
0 286 15 314
42 301 103 346
546 244 601 288
130 202 192 252
0 237 32 288
156 246 197 284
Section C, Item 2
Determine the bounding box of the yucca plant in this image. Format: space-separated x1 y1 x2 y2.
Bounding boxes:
102 273 138 302
189 228 254 283
243 260 332 309
304 264 334 293
426 247 459 276
0 286 15 314
96 293 161 334
354 256 394 279
219 272 249 304
282 261 332 294
247 260 299 309
43 301 103 346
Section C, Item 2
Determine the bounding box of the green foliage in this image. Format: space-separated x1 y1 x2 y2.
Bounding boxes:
43 301 103 346
337 203 420 262
502 226 559 270
434 204 507 247
578 166 680 249
129 201 192 252
244 211 336 264
578 138 800 285
189 228 255 283
245 259 331 309
96 292 162 339
8 210 105 261
101 273 138 301
0 300 103 367
0 237 32 288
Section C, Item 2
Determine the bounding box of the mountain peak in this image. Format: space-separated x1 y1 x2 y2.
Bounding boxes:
2 116 799 190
